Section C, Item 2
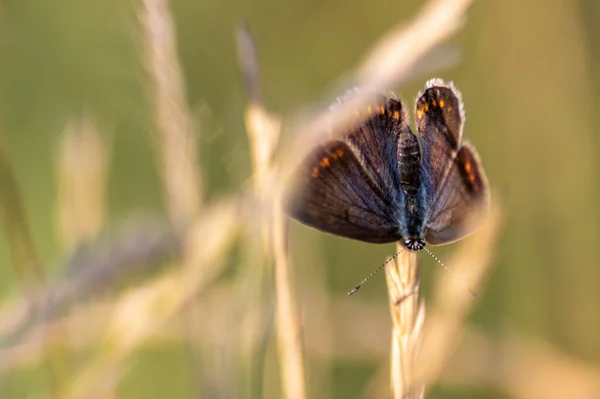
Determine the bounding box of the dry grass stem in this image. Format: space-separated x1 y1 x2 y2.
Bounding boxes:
386 247 425 399
238 25 280 205
238 26 306 399
246 104 280 200
0 136 73 395
53 113 110 398
413 205 503 389
272 199 306 399
140 1 206 395
141 0 202 227
57 115 109 250
386 203 499 398
0 137 45 284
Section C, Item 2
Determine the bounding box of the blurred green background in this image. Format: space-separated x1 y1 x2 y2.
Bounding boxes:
0 0 599 398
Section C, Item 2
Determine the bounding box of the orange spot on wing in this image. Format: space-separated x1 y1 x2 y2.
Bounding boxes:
312 167 319 177
416 108 424 119
464 162 478 188
378 106 385 115
320 157 330 167
439 100 445 108
393 111 400 120
332 148 344 160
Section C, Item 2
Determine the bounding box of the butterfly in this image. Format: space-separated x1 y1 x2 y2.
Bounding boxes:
285 79 489 252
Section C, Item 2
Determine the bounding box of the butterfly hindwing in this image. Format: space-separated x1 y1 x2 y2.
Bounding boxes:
285 140 402 243
425 143 489 245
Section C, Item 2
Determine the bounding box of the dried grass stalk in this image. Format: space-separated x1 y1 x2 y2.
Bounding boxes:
56 115 108 250
386 205 500 398
386 246 425 399
0 137 45 284
141 0 202 226
53 114 109 398
0 135 72 395
238 26 307 399
414 206 501 388
272 198 307 399
140 1 206 395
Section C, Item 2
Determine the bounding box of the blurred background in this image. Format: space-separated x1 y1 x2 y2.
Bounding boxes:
0 0 599 398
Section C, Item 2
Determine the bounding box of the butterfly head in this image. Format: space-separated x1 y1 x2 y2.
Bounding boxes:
404 237 425 251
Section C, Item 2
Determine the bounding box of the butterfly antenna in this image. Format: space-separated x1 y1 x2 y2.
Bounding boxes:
423 247 479 299
348 248 405 296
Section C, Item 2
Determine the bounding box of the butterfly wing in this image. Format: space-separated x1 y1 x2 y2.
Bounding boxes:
343 97 405 200
424 143 489 244
415 79 489 244
285 141 401 243
415 79 464 194
285 97 411 243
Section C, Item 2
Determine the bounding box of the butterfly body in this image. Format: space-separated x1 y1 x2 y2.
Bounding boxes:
286 79 489 251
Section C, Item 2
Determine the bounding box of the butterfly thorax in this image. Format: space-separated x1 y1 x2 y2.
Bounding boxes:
397 128 427 248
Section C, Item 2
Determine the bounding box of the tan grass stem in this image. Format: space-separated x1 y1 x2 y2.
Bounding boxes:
0 137 45 284
238 26 307 399
53 114 110 398
272 198 307 399
386 246 426 399
141 0 202 227
0 136 70 395
140 1 206 395
414 206 502 388
56 115 109 250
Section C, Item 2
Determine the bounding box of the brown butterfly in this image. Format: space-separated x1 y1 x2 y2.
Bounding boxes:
285 79 489 252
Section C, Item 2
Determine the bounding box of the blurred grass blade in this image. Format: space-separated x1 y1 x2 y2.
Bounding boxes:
56 114 109 251
0 137 44 284
0 136 70 396
141 0 202 227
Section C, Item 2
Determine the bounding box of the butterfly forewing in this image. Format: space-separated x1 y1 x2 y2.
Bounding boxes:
285 140 402 243
285 97 418 243
344 97 407 200
425 143 489 245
